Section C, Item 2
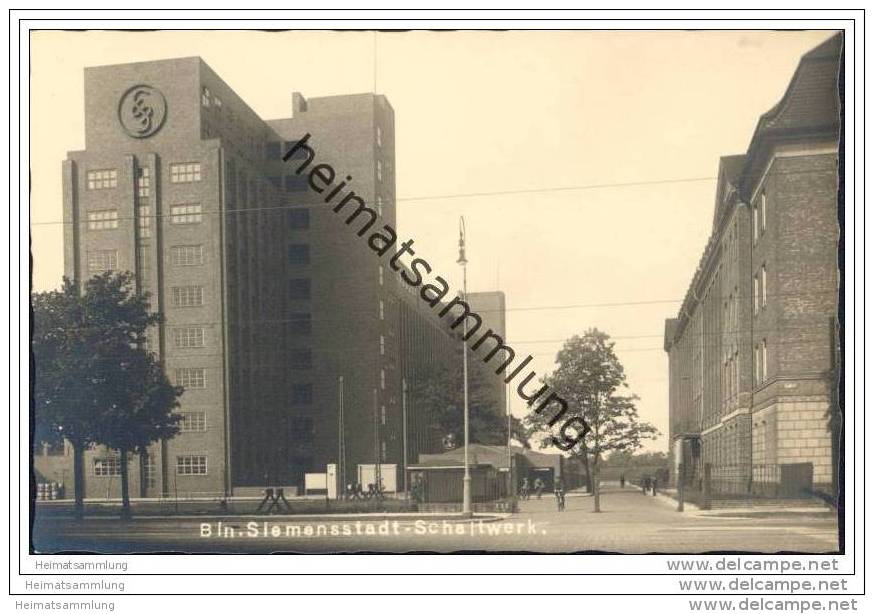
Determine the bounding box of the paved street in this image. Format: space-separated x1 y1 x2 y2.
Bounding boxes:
32 485 838 554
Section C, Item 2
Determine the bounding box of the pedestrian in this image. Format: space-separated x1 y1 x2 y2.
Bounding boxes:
652 477 658 496
619 473 625 489
520 477 530 500
554 477 566 511
534 477 544 500
642 476 651 494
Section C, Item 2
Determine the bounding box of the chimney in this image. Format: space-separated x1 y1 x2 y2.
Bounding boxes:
292 92 308 116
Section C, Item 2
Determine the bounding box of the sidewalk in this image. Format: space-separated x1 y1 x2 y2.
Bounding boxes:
655 487 835 517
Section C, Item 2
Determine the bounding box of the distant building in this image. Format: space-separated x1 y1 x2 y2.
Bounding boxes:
664 34 842 496
466 291 508 416
36 57 481 499
411 443 587 501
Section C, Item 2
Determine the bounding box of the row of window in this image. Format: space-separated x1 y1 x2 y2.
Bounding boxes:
86 163 201 191
176 356 315 393
86 204 203 230
93 455 208 477
87 246 205 274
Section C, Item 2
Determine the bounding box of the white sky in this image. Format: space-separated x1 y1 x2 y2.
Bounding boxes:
29 29 837 452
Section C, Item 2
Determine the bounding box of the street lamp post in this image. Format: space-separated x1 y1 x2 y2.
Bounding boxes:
458 217 472 517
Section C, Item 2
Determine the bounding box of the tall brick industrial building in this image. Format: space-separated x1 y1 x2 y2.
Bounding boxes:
36 57 507 499
664 34 842 496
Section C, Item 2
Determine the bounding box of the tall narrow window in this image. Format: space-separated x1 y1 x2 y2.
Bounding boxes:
379 335 385 356
761 339 768 381
377 160 383 182
761 193 767 233
379 299 385 320
761 264 767 307
380 369 386 390
137 204 151 238
753 343 759 385
136 166 151 198
137 244 150 285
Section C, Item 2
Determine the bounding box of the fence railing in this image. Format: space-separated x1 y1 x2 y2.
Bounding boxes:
680 463 815 502
707 464 783 498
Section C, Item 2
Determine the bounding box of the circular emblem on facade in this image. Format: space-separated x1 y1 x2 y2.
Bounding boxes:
118 85 167 138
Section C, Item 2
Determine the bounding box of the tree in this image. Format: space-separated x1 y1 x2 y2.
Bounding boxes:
32 272 180 518
33 278 103 518
411 355 529 450
98 346 181 518
525 329 658 512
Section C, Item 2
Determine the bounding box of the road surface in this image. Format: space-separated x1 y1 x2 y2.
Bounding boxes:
32 485 838 554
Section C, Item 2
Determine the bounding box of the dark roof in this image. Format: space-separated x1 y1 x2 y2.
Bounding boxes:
740 33 841 196
756 34 841 133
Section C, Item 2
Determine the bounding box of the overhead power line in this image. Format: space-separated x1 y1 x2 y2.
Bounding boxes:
30 174 721 227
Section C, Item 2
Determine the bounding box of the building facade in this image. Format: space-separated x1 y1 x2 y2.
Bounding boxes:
664 35 842 496
38 56 483 499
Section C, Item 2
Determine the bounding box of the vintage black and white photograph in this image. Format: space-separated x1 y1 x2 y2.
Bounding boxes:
25 25 848 563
